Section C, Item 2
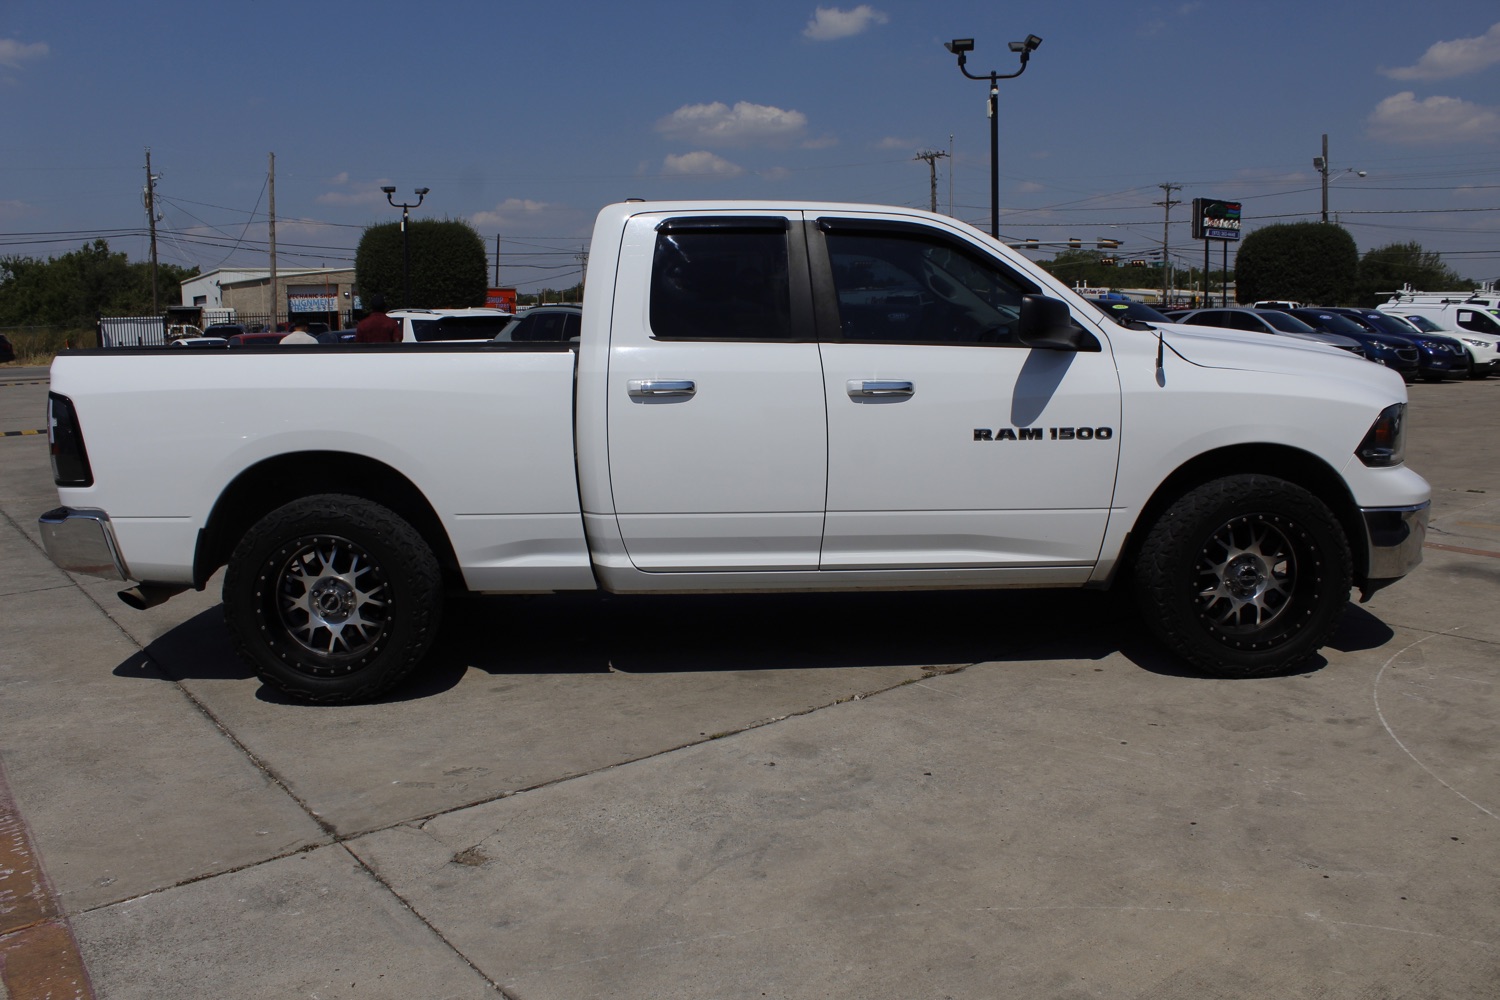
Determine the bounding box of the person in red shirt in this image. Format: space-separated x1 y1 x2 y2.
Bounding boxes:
355 294 400 343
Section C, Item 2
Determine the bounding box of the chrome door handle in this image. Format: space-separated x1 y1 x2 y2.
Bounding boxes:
628 379 696 398
847 379 914 398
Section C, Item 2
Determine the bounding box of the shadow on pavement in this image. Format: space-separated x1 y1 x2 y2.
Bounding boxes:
111 591 1403 703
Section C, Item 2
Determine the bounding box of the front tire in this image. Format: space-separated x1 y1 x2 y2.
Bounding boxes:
224 494 443 703
1133 475 1351 678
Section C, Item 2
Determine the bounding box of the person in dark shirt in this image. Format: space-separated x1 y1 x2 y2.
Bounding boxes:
355 294 400 343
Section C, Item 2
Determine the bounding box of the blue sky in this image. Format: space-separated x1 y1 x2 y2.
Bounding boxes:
1 1 1497 290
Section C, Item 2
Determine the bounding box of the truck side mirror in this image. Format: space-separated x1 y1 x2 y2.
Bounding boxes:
1016 294 1086 350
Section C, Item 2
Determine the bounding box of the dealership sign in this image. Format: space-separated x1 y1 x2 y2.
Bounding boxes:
1191 198 1241 242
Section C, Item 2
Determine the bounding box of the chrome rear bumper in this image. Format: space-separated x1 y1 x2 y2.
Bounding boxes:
38 507 130 581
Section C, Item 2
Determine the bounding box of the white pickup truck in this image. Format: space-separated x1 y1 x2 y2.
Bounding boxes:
40 201 1430 702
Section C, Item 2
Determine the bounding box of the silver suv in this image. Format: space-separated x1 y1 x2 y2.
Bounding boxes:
1169 307 1365 357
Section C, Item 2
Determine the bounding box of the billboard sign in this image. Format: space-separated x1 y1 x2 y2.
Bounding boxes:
1191 198 1241 242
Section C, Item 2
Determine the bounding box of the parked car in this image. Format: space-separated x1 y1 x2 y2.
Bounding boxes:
203 323 248 340
39 199 1430 703
1382 307 1500 380
495 304 582 342
227 331 289 346
1166 307 1365 357
0 332 14 363
1271 308 1420 381
168 337 229 349
1085 298 1172 329
314 328 358 344
388 307 515 343
1319 308 1468 382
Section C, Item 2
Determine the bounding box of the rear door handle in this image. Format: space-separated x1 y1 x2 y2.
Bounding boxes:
846 379 914 398
628 379 696 398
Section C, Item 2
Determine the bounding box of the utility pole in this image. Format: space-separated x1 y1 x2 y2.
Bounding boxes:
914 150 949 213
144 149 160 314
494 233 500 287
947 134 954 216
1319 133 1329 224
1156 182 1181 305
268 153 278 330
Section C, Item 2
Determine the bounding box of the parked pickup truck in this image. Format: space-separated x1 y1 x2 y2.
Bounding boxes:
40 201 1430 702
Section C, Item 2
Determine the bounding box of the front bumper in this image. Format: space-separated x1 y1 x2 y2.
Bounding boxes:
1358 501 1429 600
38 507 130 581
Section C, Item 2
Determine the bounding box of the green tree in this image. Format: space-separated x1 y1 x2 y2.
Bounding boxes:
1233 222 1359 305
355 219 488 310
1355 242 1472 306
0 240 197 328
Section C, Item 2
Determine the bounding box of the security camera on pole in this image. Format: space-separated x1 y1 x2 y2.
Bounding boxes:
943 34 1041 239
382 185 430 307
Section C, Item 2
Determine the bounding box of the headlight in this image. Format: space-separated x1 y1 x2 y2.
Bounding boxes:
1356 402 1406 468
1460 337 1489 349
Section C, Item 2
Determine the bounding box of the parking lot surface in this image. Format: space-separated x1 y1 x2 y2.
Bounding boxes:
2 365 1497 999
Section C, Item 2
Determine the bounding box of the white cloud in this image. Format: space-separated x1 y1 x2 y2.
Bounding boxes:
470 198 551 227
876 136 915 150
0 38 48 69
663 151 744 178
1017 181 1045 194
315 179 393 208
1384 22 1500 80
803 5 888 41
1368 91 1500 143
657 101 808 147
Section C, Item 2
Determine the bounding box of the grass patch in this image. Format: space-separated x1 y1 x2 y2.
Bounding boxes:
1 328 91 367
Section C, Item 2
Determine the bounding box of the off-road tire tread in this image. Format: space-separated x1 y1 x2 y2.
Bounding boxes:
1133 474 1351 679
223 494 442 703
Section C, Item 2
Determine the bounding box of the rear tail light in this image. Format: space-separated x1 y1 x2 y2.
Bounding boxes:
47 392 94 486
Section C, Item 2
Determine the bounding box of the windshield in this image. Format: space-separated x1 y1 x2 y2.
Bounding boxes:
1395 313 1442 333
1293 311 1367 337
1362 312 1420 335
1259 311 1319 334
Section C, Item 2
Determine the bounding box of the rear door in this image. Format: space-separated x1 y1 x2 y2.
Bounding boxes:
809 215 1121 572
604 213 828 571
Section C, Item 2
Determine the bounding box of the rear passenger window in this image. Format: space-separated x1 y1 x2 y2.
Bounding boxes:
650 224 793 340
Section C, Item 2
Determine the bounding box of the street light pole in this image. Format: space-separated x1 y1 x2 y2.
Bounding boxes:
945 34 1041 239
1313 134 1364 224
382 185 429 306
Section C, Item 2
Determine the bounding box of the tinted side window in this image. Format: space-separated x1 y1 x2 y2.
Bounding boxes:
650 230 792 340
1458 310 1500 334
510 311 573 342
824 230 1026 345
1226 312 1265 332
1188 311 1226 327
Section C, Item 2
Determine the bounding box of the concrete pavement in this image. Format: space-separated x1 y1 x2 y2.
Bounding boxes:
1 365 1496 998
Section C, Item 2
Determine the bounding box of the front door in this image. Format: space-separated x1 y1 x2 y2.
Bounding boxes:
810 216 1122 572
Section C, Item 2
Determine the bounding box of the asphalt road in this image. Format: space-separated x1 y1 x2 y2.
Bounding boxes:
1 365 1497 999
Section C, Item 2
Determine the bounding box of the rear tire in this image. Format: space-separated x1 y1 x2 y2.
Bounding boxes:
1133 475 1351 678
223 494 443 703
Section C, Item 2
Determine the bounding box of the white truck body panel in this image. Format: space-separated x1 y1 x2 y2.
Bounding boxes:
48 201 1428 602
52 350 592 590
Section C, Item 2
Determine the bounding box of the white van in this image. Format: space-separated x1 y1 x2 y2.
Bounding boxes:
1379 301 1500 379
